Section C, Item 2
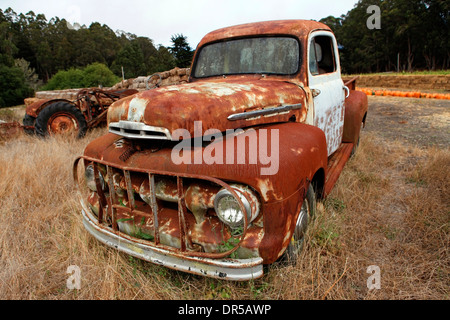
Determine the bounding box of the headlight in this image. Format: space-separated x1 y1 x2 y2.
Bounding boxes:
214 184 260 228
85 164 106 192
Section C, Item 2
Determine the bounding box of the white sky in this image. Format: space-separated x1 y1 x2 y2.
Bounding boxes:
0 0 358 48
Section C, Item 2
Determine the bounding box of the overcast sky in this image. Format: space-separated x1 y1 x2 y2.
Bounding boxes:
0 0 358 48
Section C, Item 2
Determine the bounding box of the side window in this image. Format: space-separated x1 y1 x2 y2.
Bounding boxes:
309 39 319 75
309 35 336 75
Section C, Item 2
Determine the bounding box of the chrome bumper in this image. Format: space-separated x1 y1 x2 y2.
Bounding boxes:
82 208 264 281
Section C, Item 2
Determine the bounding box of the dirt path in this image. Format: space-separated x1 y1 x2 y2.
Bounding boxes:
364 95 450 148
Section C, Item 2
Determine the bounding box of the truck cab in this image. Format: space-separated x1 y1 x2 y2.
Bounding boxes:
74 20 368 280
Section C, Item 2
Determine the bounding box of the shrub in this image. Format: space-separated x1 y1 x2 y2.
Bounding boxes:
42 68 84 90
0 64 34 108
81 62 120 88
42 63 120 91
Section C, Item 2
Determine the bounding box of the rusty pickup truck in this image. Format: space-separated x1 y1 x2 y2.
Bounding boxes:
73 20 368 280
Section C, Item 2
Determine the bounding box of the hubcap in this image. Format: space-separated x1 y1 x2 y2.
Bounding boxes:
48 113 78 134
293 198 310 244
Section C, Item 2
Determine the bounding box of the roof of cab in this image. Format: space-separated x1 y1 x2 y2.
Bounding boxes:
197 19 331 48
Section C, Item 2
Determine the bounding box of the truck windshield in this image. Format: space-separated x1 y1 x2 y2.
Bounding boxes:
193 37 300 78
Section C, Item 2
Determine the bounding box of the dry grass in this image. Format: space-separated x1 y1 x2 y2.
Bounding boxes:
263 135 448 300
0 122 448 299
0 106 26 122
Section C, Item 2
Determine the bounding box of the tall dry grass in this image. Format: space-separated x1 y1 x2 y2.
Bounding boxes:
0 128 448 299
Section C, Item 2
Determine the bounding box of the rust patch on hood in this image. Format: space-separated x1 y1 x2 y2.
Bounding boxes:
107 78 307 137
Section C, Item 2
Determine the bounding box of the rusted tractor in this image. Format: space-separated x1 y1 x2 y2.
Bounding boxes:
23 88 139 138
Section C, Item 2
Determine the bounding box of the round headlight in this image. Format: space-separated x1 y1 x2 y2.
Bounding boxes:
214 185 259 228
85 164 106 192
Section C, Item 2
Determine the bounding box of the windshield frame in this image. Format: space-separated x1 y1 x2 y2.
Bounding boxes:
191 35 302 79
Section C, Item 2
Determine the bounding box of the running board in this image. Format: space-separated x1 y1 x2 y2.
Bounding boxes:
323 142 354 197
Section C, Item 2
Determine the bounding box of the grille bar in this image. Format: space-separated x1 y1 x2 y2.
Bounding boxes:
93 162 106 224
148 174 160 245
123 170 136 210
106 166 118 231
177 177 195 251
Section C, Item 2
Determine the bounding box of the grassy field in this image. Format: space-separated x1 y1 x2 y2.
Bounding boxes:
0 96 448 300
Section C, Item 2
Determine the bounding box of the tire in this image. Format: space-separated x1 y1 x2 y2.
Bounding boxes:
350 135 360 157
350 122 364 157
35 101 87 138
22 114 36 135
283 184 316 263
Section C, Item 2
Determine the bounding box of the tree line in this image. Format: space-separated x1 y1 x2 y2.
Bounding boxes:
0 1 449 107
321 0 449 74
0 7 193 107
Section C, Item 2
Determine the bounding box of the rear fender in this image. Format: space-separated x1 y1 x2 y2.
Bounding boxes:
26 99 75 118
342 89 368 145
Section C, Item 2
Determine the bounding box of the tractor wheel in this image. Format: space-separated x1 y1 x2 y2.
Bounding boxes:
22 114 36 135
35 101 87 138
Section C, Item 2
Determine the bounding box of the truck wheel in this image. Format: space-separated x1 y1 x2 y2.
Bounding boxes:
351 136 360 156
22 114 36 135
283 184 316 263
351 122 363 156
35 101 87 138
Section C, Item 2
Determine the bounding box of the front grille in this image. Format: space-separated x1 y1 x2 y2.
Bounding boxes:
73 156 260 259
109 121 172 140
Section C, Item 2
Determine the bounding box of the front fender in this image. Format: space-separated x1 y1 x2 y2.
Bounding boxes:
251 122 327 263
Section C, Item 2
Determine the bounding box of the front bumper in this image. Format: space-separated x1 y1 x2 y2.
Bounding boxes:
82 208 264 280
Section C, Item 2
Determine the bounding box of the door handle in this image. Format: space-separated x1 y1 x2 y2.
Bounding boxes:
343 86 350 98
311 88 321 97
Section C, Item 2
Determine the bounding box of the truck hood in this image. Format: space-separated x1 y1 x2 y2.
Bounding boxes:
107 78 307 138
